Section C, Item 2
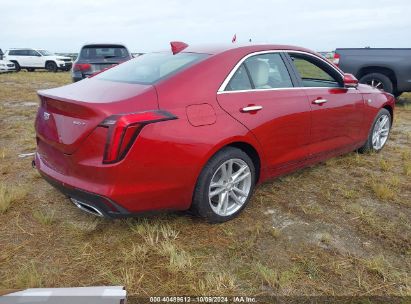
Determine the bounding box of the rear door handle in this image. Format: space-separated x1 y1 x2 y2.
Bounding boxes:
241 105 263 112
312 99 328 104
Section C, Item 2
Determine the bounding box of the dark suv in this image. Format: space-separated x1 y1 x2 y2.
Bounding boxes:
71 44 132 82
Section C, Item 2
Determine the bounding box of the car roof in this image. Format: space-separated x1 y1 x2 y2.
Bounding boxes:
7 48 48 51
8 48 37 50
81 43 128 48
181 43 317 56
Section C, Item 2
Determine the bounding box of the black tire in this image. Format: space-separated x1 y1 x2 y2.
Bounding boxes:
359 73 394 94
358 108 391 153
191 147 256 223
11 61 21 72
27 68 35 72
45 61 58 72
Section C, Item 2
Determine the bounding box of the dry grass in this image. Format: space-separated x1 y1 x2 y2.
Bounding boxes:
0 72 410 297
14 262 43 289
0 183 27 214
33 209 55 225
370 182 396 201
254 262 279 289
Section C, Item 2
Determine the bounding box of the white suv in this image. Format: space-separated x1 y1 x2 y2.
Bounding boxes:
3 48 72 72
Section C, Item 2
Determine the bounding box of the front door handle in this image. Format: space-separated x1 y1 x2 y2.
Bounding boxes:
312 99 328 104
241 105 263 112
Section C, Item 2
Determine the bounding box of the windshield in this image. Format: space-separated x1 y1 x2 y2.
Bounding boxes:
38 50 53 56
80 45 129 60
95 52 208 84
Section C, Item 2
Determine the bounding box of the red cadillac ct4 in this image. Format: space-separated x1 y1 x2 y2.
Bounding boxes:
34 42 395 222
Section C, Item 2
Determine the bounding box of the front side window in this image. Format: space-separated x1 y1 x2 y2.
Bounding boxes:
95 52 208 84
289 54 341 88
38 50 53 56
28 50 40 56
225 53 293 91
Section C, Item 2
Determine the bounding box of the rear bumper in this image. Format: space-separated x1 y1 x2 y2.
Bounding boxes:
34 130 193 216
71 71 84 82
39 166 131 218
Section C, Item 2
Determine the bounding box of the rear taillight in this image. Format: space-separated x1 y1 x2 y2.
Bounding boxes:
99 110 177 164
332 53 340 67
73 63 91 72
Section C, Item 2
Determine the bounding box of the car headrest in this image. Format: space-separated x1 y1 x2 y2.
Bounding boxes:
247 60 269 88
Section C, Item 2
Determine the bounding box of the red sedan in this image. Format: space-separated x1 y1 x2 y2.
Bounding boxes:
34 43 395 222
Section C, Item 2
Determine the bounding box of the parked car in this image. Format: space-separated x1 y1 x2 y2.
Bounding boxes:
333 48 411 97
0 59 15 73
34 42 395 223
71 44 132 82
3 48 72 72
0 48 4 60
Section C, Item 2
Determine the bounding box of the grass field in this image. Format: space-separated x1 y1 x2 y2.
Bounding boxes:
0 71 410 296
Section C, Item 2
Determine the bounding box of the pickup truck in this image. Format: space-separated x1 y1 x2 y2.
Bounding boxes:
333 48 411 97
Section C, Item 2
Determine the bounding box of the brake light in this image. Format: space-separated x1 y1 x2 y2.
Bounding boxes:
99 110 177 164
73 63 91 72
332 53 340 67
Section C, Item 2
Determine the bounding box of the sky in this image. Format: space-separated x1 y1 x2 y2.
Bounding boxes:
1 0 410 53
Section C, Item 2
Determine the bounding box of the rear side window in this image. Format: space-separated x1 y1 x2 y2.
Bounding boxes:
80 45 130 59
225 53 293 91
226 64 252 91
95 52 208 84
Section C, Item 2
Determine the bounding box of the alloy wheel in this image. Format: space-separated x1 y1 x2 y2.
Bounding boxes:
367 79 384 90
372 114 390 150
208 158 252 216
46 62 57 72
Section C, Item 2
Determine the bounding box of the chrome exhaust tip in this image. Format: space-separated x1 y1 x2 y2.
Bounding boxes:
70 198 104 217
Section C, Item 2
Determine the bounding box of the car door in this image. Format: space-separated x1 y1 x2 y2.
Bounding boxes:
217 52 312 175
15 50 29 66
28 50 43 67
285 52 364 158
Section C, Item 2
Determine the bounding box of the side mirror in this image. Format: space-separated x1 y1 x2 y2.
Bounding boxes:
343 73 358 88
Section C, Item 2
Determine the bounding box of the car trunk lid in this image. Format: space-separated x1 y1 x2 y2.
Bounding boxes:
35 78 158 155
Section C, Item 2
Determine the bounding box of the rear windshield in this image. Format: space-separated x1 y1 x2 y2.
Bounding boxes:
80 45 129 59
95 52 208 84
